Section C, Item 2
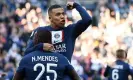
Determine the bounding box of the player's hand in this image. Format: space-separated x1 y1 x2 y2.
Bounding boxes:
43 43 54 52
67 2 74 10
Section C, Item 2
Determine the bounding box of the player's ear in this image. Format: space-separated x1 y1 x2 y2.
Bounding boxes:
49 16 52 21
36 38 39 44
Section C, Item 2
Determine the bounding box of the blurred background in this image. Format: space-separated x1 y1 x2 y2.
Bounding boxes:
0 0 133 80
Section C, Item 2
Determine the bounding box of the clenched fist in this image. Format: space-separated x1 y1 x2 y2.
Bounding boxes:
67 2 75 10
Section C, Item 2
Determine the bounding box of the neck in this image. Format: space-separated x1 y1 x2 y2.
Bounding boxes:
51 23 59 29
43 50 52 53
117 58 125 61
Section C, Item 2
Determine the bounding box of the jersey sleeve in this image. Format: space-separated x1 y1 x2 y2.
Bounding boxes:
13 58 26 80
63 57 74 72
62 56 82 80
70 3 92 38
128 64 133 76
24 42 43 55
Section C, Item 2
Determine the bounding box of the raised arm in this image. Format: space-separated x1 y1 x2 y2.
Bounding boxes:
67 2 92 38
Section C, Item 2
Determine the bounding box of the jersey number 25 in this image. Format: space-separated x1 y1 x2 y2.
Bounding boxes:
33 63 57 80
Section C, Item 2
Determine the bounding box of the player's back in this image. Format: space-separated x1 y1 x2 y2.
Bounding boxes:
21 51 71 80
105 60 132 80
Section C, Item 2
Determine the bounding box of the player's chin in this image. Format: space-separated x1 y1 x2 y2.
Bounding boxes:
59 23 65 27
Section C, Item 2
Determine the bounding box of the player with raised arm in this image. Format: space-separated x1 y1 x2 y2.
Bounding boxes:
104 49 133 80
25 2 92 61
13 29 81 80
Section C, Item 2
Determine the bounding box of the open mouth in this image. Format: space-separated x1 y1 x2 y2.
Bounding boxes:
61 20 65 23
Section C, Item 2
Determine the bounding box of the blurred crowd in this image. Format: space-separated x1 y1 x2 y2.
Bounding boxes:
0 0 133 80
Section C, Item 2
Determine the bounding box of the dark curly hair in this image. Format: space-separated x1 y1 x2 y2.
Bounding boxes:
33 29 51 45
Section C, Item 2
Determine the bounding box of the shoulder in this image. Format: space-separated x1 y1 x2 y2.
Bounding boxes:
57 54 70 63
21 54 32 62
122 61 130 67
107 62 116 68
56 53 66 58
53 53 64 58
30 26 49 37
23 51 37 59
18 55 28 66
123 62 133 71
54 53 66 60
129 65 133 71
36 26 49 31
66 24 75 28
21 51 41 62
126 62 133 70
64 24 75 32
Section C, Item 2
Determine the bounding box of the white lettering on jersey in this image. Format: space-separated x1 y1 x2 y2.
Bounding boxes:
114 65 123 69
32 56 58 62
54 43 66 52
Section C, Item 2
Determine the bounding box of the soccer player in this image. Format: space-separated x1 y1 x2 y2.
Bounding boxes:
104 49 133 80
13 29 81 80
25 2 92 61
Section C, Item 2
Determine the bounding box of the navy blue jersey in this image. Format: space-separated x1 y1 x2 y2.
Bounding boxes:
104 60 133 80
17 51 74 80
24 2 92 61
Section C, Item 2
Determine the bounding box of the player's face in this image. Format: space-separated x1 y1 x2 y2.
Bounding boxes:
49 8 65 28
